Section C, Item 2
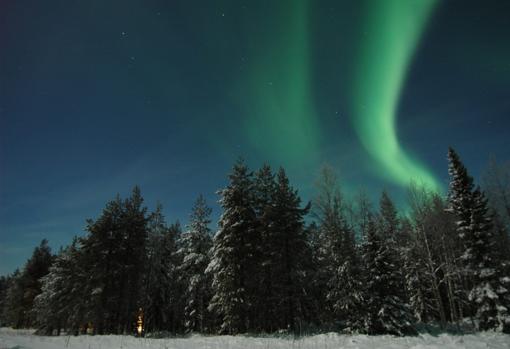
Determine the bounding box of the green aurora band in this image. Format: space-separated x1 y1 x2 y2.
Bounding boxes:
352 0 440 191
242 0 320 164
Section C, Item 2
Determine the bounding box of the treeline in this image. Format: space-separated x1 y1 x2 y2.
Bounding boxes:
0 148 509 336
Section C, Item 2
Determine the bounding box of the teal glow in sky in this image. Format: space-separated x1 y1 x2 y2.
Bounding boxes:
352 0 440 191
239 0 321 163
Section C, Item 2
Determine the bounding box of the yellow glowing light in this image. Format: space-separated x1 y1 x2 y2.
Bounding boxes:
136 308 144 336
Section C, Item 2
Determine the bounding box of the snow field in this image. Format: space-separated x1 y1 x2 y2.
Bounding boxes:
1 328 509 349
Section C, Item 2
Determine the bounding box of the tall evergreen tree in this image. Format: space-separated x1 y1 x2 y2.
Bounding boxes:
379 191 399 239
447 148 475 243
482 158 510 228
362 216 416 336
81 194 125 333
466 189 510 332
164 222 185 334
378 192 409 293
1 270 23 328
207 159 257 334
2 240 53 328
447 148 510 332
142 204 182 333
119 186 149 333
312 166 363 331
252 164 277 332
312 166 346 325
0 274 11 326
34 240 83 335
80 187 148 334
331 241 364 332
269 168 313 332
178 195 213 333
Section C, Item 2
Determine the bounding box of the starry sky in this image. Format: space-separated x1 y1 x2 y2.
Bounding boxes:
1 0 509 275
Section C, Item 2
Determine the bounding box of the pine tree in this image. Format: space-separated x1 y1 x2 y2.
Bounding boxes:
378 192 410 311
34 240 83 335
63 240 88 335
252 164 277 332
0 275 11 326
178 195 213 333
490 212 510 270
312 166 347 326
207 159 257 334
482 158 510 228
447 148 510 332
467 189 510 332
447 148 475 242
444 150 475 320
119 186 149 333
1 270 23 328
81 194 125 333
379 191 399 240
269 168 313 332
2 240 53 328
362 216 416 336
331 241 364 332
142 204 181 333
80 187 148 334
307 221 324 328
163 222 185 334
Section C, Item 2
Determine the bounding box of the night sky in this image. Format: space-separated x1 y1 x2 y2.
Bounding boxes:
1 0 509 275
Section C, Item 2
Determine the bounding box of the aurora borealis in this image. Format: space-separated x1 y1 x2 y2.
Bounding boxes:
1 0 509 274
241 0 321 163
352 0 439 191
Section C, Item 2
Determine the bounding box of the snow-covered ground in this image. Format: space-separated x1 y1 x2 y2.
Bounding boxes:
0 328 509 349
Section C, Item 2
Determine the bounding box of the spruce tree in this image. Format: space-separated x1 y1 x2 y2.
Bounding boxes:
490 212 510 271
312 165 351 327
467 189 510 332
80 187 148 334
2 240 53 328
447 148 510 332
34 240 83 335
81 194 125 333
119 186 149 333
0 275 11 326
252 164 278 332
269 167 313 332
178 195 213 333
331 240 364 332
142 204 181 333
378 192 408 295
164 222 185 334
1 270 23 328
379 191 399 239
447 148 475 242
207 159 257 334
362 216 416 336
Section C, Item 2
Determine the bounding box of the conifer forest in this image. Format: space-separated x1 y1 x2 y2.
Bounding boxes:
1 148 509 337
